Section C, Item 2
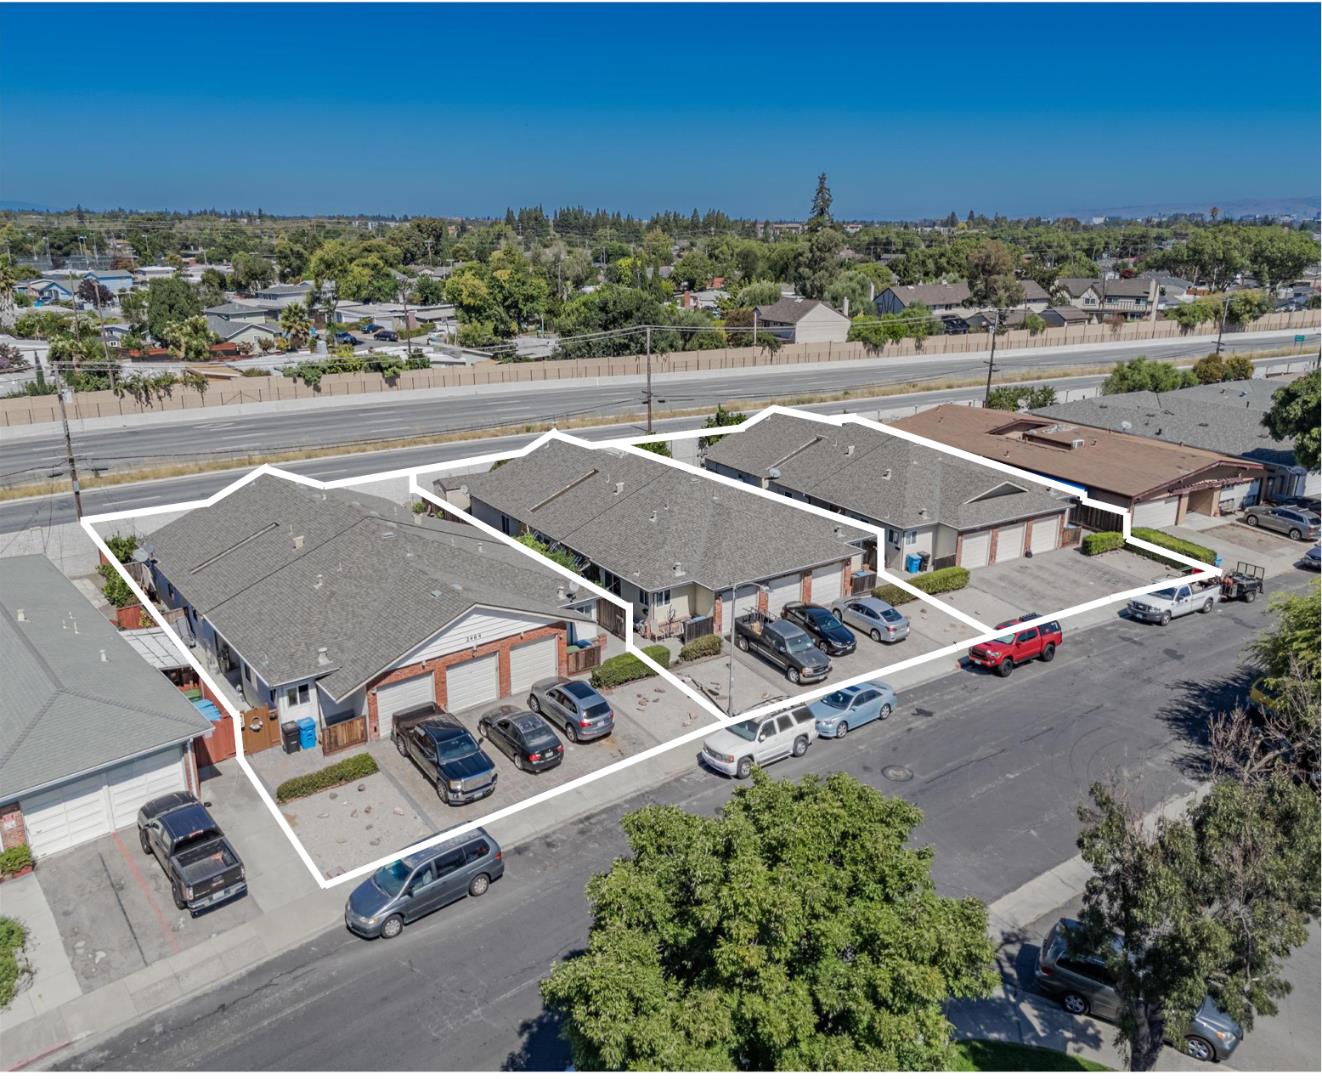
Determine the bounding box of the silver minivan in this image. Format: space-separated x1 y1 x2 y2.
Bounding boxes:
345 829 503 940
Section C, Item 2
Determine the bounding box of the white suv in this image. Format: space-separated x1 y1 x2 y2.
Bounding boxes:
700 705 816 779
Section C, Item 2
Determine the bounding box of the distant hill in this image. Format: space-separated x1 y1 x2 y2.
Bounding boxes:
0 199 50 212
1068 196 1320 221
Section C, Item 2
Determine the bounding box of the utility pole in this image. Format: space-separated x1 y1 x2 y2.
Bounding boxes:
752 309 758 352
55 371 84 521
1214 290 1232 354
726 585 740 716
982 309 999 405
644 325 653 434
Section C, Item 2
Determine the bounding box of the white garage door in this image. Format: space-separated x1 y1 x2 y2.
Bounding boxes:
764 573 802 615
375 671 435 739
1306 472 1320 498
994 522 1027 563
1029 516 1060 555
809 563 843 606
23 773 115 858
509 638 556 695
443 654 499 712
719 586 759 638
107 747 186 828
1133 496 1179 528
960 531 991 569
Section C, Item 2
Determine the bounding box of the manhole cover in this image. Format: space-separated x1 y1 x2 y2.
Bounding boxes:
882 765 914 782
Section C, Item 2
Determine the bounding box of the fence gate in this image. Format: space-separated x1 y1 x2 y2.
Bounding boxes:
240 706 279 755
597 598 627 639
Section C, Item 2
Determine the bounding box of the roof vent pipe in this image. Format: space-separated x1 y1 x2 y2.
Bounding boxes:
316 646 331 667
15 608 25 622
99 649 108 663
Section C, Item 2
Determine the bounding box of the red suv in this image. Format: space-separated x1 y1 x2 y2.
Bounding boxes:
968 613 1062 676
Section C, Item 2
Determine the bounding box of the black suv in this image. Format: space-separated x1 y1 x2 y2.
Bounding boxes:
780 602 856 655
392 704 497 804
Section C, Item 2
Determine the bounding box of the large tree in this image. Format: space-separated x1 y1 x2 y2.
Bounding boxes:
1101 355 1197 394
794 173 843 299
144 276 201 343
230 251 275 294
1263 370 1319 471
965 240 1025 314
541 773 996 1070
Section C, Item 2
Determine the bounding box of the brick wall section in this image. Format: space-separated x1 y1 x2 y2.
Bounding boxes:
800 570 811 604
365 625 568 739
0 803 26 851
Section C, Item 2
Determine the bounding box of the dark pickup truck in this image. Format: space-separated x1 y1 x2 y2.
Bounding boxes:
733 612 832 684
392 704 498 805
137 792 247 914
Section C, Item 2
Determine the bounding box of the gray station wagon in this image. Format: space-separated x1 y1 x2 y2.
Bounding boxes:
345 829 503 940
528 678 614 742
1244 505 1320 541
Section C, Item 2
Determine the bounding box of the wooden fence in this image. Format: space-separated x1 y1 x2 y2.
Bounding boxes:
3 310 1315 428
322 715 368 755
565 643 603 676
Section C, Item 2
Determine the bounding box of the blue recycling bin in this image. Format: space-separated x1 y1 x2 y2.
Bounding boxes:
904 551 923 574
297 716 317 750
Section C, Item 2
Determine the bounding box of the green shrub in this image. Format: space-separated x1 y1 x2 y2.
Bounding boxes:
0 844 33 876
0 915 27 1009
678 634 722 662
591 645 671 689
1131 527 1217 567
1081 531 1125 556
872 565 970 605
275 752 378 803
98 562 136 608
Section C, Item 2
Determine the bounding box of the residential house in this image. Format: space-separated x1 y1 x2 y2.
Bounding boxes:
19 278 75 304
144 477 615 744
1 554 211 858
1036 377 1320 504
444 439 870 638
703 413 1070 571
893 404 1266 530
205 316 280 351
1040 305 1091 328
875 278 1050 318
1056 276 1160 319
752 298 851 344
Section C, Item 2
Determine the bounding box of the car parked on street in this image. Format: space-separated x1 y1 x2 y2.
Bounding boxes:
1243 504 1320 541
344 829 503 940
528 678 614 742
334 331 362 345
392 704 497 804
373 329 399 341
809 682 896 739
1034 917 1242 1062
733 613 832 684
831 597 910 644
1126 578 1218 624
477 705 563 772
700 704 816 778
138 792 247 914
780 602 856 655
967 614 1062 676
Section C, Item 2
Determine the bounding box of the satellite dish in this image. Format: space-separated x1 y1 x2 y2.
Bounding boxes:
131 542 155 563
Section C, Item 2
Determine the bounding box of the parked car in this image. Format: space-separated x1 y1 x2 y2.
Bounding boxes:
1035 918 1242 1062
344 829 503 940
831 597 910 644
392 704 497 804
733 613 831 684
334 331 362 345
1265 494 1321 515
1126 578 1218 624
373 329 399 341
780 602 856 655
809 682 896 739
1243 505 1320 541
967 614 1062 676
1299 544 1321 571
477 705 563 772
700 704 816 778
528 678 614 742
137 792 247 914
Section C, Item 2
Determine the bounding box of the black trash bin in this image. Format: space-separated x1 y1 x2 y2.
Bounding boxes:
281 720 301 754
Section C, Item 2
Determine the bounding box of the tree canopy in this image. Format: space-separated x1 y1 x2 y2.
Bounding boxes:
1101 355 1197 394
1263 370 1319 471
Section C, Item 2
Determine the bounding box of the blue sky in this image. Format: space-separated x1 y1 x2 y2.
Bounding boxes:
1 2 1318 219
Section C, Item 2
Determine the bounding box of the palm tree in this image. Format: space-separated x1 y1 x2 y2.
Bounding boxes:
280 303 312 351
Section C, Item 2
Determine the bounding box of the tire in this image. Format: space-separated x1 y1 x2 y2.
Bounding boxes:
1184 1036 1215 1062
832 608 844 620
1246 514 1259 527
879 702 893 720
735 756 753 780
1040 643 1056 662
996 658 1014 677
171 884 186 911
563 722 579 743
435 777 449 800
1289 527 1302 540
394 732 407 756
835 720 849 739
870 628 882 643
380 914 404 939
527 694 539 713
477 720 489 739
736 635 749 652
1245 589 1257 603
513 755 525 771
468 873 491 897
1062 992 1089 1016
139 829 151 855
1200 600 1213 614
792 735 809 757
788 667 801 684
1159 611 1171 626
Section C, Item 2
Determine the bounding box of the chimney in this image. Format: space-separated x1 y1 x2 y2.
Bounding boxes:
845 444 855 457
15 608 25 622
292 534 305 550
672 560 684 578
557 582 567 601
614 481 625 495
316 646 332 667
99 648 108 663
843 296 850 317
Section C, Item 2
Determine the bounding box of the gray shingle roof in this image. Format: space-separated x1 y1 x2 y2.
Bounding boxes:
458 440 867 592
753 298 845 324
1 555 211 801
148 477 583 701
704 413 1067 531
1036 379 1302 468
881 282 971 307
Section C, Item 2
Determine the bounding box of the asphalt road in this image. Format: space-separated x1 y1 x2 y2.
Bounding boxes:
61 572 1317 1071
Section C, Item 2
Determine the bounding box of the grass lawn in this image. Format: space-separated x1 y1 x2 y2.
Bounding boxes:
953 1038 1110 1071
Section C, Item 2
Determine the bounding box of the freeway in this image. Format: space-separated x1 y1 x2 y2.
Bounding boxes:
61 574 1318 1071
5 331 1315 485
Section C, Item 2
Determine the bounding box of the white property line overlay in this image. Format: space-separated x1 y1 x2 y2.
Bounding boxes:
81 406 1219 892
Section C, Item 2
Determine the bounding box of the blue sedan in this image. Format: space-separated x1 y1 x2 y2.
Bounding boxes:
809 682 896 738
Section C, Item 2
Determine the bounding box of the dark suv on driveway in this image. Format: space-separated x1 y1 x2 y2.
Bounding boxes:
780 602 856 655
392 704 497 804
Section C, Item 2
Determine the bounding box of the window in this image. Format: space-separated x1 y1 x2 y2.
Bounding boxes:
436 849 466 876
500 514 512 534
464 839 490 860
904 531 918 545
413 864 436 889
758 721 776 741
776 715 794 733
651 588 672 606
887 529 900 544
299 684 310 704
286 686 298 707
1016 628 1039 644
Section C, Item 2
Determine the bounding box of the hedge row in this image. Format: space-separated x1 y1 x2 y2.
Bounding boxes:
678 634 723 662
0 916 28 1010
1131 527 1218 568
873 565 971 606
275 752 378 803
0 844 32 876
591 645 672 689
1080 531 1125 556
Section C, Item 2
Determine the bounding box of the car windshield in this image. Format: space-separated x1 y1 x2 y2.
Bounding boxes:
784 632 815 653
879 608 904 622
820 690 857 709
814 612 844 630
371 860 412 896
1150 588 1178 600
991 633 1016 645
725 719 759 741
435 731 478 762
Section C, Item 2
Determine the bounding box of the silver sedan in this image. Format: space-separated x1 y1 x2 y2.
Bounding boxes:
831 597 910 643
